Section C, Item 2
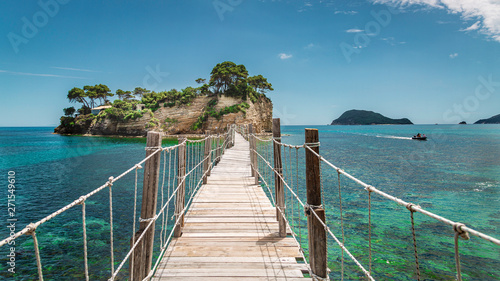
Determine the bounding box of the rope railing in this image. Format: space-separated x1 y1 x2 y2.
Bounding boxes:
251 141 373 281
0 126 235 281
247 122 500 281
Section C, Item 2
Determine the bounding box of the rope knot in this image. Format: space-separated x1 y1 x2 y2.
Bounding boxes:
304 203 322 216
78 196 86 205
145 146 162 151
139 217 155 223
135 164 143 170
406 203 417 212
107 176 114 187
453 223 470 240
364 185 374 192
25 223 37 235
304 142 320 148
311 272 330 281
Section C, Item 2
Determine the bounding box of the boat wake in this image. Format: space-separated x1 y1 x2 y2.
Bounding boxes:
375 135 413 140
350 132 413 140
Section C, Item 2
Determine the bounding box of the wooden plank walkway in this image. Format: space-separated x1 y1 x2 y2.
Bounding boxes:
152 133 311 280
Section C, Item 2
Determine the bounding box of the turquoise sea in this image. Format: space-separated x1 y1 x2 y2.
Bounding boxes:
0 125 499 280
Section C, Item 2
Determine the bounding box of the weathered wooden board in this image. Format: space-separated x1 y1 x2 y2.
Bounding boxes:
152 133 308 280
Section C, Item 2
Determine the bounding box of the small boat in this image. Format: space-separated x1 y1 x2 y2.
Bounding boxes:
412 136 427 140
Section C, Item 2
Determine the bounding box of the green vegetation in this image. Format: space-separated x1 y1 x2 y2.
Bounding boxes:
57 61 273 133
63 107 75 117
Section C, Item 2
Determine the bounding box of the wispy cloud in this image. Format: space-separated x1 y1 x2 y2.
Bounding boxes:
381 37 406 45
346 28 364 33
51 66 100 72
278 53 292 60
335 10 358 15
0 70 87 79
304 43 315 49
371 0 500 42
449 53 459 59
460 20 481 31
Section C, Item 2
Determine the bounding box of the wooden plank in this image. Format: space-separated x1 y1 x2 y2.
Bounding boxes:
153 278 312 281
153 268 304 277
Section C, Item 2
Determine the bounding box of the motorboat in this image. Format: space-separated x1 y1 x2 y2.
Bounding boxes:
412 135 427 140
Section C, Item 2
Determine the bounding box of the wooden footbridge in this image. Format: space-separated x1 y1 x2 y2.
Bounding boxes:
1 119 499 281
152 133 310 280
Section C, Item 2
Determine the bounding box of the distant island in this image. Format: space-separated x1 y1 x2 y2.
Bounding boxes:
54 61 273 136
474 114 500 124
330 110 413 125
459 121 467 125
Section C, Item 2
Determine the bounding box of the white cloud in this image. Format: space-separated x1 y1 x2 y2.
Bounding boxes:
0 69 87 79
51 66 100 72
335 10 358 15
449 53 459 58
346 28 364 33
460 20 481 31
372 0 500 42
305 43 315 49
278 53 292 60
381 37 407 45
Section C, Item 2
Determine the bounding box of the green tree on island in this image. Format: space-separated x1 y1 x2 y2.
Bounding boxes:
68 84 114 109
116 89 134 100
133 87 150 99
209 61 249 95
247 75 273 94
63 107 76 117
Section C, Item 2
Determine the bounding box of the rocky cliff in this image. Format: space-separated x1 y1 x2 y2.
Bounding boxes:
55 96 272 136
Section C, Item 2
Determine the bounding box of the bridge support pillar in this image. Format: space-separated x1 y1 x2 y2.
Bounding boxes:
273 118 286 237
305 128 328 279
203 131 211 184
130 131 162 280
174 137 187 237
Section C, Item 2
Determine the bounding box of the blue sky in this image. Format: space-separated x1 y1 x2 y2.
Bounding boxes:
1 0 499 126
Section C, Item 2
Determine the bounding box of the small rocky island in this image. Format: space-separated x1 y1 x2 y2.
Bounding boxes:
55 62 273 136
330 109 413 125
474 114 500 124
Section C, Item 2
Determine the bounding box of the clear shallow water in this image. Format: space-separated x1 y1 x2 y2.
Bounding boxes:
0 125 499 280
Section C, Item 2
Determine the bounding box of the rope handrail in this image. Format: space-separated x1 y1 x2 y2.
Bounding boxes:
113 128 233 280
251 146 375 280
0 146 164 248
251 131 500 247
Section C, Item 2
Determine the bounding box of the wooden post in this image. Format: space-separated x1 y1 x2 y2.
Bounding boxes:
250 125 259 185
272 118 286 237
248 124 255 178
131 131 162 280
305 128 327 278
216 133 221 165
174 137 186 237
207 134 212 177
203 131 211 184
